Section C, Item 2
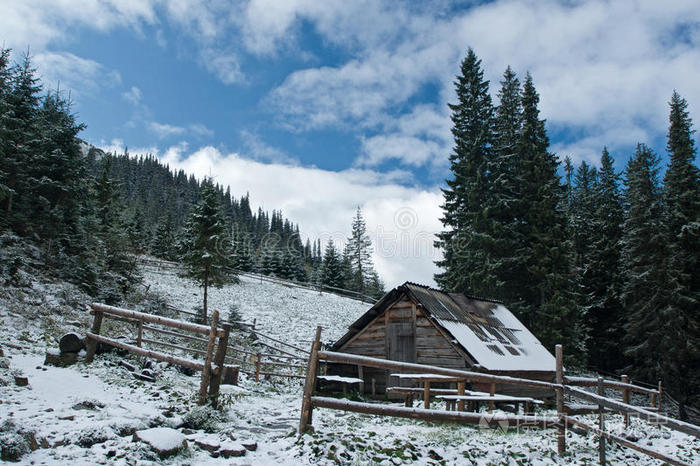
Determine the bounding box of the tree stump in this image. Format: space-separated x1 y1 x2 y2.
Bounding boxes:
59 333 86 354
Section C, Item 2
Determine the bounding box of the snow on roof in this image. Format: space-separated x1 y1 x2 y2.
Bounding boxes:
406 283 555 372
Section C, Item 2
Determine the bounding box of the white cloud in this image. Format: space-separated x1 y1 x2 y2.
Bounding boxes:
189 123 214 138
121 86 142 105
155 144 443 287
201 48 245 85
32 51 121 95
148 122 186 139
239 130 298 164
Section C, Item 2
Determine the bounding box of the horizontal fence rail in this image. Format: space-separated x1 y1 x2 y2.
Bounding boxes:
85 303 234 406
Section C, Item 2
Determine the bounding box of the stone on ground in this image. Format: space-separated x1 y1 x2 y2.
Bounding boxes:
133 427 187 458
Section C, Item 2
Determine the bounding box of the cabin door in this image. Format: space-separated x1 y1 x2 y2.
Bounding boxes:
386 321 415 388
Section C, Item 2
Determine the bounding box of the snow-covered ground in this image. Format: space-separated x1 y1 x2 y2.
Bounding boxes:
1 265 698 465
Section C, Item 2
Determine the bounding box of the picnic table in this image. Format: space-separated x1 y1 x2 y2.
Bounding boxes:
317 375 364 395
389 373 468 409
436 391 543 414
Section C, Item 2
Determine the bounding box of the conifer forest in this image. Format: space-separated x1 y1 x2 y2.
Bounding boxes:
0 42 698 422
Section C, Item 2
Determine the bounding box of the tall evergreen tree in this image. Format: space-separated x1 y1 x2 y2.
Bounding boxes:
481 66 523 301
621 144 667 382
587 148 625 372
661 91 700 418
434 48 494 295
346 207 375 294
515 74 582 362
181 179 234 322
320 240 344 289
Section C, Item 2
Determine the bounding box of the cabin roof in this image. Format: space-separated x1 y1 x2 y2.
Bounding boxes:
333 282 555 372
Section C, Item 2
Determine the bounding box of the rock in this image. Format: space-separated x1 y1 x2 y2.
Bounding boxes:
44 350 78 367
72 400 105 411
194 437 220 453
175 365 195 377
59 333 85 354
0 347 4 357
133 428 187 459
14 376 28 387
242 441 258 451
624 433 640 442
219 442 247 458
58 415 75 421
0 358 8 369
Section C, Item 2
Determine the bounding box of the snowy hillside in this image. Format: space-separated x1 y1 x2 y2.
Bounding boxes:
141 263 368 344
0 265 698 465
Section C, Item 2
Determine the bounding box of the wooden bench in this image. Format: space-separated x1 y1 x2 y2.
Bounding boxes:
437 393 543 414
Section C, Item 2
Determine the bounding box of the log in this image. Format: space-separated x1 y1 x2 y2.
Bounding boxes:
317 351 558 390
564 386 700 439
563 416 690 466
311 397 557 429
91 303 223 337
59 333 86 354
84 311 103 363
86 332 204 371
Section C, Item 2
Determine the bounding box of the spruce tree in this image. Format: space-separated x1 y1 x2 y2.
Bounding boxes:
346 207 375 293
661 91 700 418
621 144 667 383
435 48 493 294
515 74 582 362
151 213 176 260
587 148 626 372
181 179 234 323
482 66 523 301
320 240 344 289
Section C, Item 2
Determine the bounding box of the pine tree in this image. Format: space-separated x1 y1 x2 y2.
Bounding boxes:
482 66 523 301
515 74 582 363
0 47 14 207
320 240 344 289
346 207 375 293
661 91 700 419
151 213 176 260
621 144 667 382
434 48 493 294
181 179 234 323
587 148 626 372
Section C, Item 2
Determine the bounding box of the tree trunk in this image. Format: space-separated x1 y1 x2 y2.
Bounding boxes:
203 266 209 324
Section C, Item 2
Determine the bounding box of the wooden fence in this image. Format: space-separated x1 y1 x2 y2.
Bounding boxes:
165 303 309 381
298 330 699 466
85 303 234 406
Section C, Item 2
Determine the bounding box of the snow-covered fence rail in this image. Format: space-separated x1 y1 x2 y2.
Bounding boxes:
298 335 697 464
299 326 560 436
162 302 308 381
85 303 236 406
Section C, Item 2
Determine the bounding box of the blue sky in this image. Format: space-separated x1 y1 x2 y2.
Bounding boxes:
3 0 699 287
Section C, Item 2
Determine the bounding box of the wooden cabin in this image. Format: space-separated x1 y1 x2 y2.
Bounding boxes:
329 282 555 397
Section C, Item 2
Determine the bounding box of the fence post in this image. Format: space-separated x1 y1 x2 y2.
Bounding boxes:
198 310 219 405
255 352 262 382
598 377 606 465
657 380 663 412
489 382 496 413
299 325 322 435
555 344 565 455
137 321 143 348
85 309 103 363
457 382 466 412
621 375 630 427
208 323 232 408
358 365 364 394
